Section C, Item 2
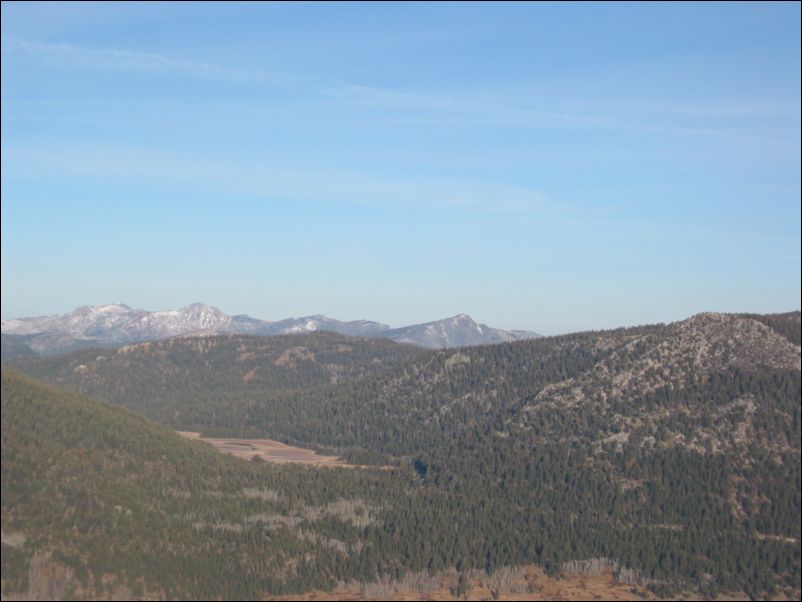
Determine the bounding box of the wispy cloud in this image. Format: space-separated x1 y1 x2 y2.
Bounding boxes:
3 35 608 130
2 36 294 85
1 141 561 215
6 34 795 142
327 80 608 128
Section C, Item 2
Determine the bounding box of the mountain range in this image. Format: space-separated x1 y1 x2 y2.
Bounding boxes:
3 310 800 600
0 303 540 356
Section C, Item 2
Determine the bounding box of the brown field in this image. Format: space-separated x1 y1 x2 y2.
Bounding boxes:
177 431 353 467
265 565 646 601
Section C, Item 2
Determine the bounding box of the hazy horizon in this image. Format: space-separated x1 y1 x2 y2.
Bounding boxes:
2 2 800 335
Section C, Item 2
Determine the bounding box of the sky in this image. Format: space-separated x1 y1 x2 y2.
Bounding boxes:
1 1 800 335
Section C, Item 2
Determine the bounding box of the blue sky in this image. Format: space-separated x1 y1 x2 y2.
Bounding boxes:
1 1 799 334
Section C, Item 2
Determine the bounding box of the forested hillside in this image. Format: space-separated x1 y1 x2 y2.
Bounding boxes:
9 332 428 431
15 313 799 459
0 369 444 599
0 334 37 361
740 311 801 346
4 312 801 599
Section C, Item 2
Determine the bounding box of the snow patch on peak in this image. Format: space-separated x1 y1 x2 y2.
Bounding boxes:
183 302 216 310
95 303 131 314
453 313 472 320
177 303 225 316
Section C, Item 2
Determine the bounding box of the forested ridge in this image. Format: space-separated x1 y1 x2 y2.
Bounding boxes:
3 311 801 600
9 331 428 431
0 334 38 361
1 369 454 599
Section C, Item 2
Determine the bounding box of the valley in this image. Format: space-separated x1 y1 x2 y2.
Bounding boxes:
2 311 800 601
176 431 354 467
4 2 798 599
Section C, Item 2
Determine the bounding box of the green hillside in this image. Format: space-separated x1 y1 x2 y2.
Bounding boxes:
0 369 428 599
4 312 801 599
8 332 428 435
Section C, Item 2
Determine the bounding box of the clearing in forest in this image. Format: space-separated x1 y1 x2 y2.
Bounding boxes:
177 431 353 467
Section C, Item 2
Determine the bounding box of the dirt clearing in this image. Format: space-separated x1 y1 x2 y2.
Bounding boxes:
177 431 352 467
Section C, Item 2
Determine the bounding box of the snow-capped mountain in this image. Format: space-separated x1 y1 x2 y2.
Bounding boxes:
2 303 136 338
2 303 232 343
260 315 389 337
1 303 239 355
1 304 539 356
384 314 539 349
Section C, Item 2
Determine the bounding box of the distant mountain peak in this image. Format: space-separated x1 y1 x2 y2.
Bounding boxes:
181 302 220 311
385 314 539 349
75 303 132 314
451 313 474 320
1 303 540 354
